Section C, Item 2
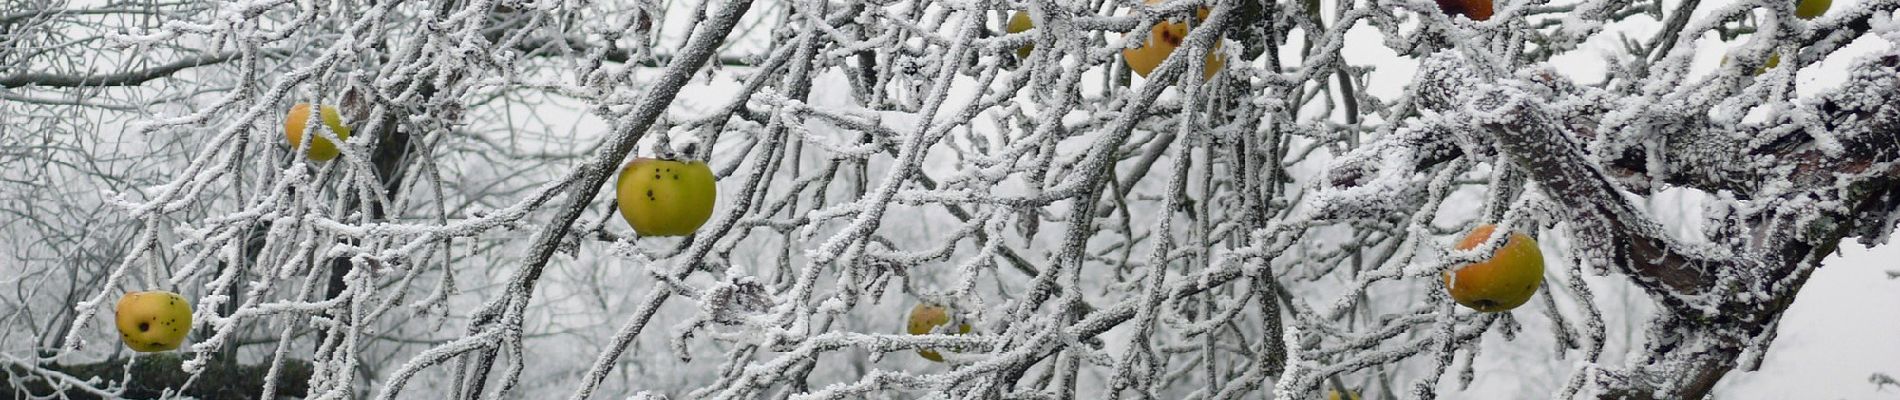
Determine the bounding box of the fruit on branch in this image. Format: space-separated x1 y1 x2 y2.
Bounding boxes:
1796 0 1830 19
905 303 972 362
284 103 352 162
1722 52 1783 75
616 158 718 237
1432 0 1494 21
1007 10 1035 58
1442 224 1545 312
1121 3 1224 80
115 291 193 352
1757 53 1783 74
1327 389 1363 400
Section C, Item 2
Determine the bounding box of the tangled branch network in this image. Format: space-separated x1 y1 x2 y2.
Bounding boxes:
1 0 1898 398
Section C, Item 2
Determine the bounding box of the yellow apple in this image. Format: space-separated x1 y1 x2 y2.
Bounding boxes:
1007 11 1035 58
285 103 351 162
616 158 717 236
905 303 973 362
1122 4 1223 80
1443 224 1545 312
1796 0 1830 19
115 291 193 352
1327 389 1363 400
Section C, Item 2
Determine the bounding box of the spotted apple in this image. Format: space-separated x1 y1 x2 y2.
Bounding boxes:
115 291 193 352
616 158 717 237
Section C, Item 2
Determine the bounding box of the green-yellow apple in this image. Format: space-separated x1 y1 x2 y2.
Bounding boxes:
616 158 717 236
1796 0 1830 19
1007 11 1036 58
1122 2 1223 80
1443 224 1545 312
115 291 193 352
905 303 972 362
285 103 351 162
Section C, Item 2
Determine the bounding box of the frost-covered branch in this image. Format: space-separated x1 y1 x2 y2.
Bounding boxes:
9 0 1900 398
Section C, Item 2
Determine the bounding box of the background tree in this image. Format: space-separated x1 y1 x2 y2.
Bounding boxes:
2 0 1897 398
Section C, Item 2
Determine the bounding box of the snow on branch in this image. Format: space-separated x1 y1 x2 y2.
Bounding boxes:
8 0 1900 399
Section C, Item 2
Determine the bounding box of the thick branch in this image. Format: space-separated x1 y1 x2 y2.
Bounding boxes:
1456 79 1717 301
1407 50 1900 399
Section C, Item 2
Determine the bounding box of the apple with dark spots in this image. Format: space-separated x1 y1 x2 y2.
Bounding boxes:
115 291 193 352
616 158 717 237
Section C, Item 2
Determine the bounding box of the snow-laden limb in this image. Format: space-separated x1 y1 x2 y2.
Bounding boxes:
1418 52 1726 309
1404 45 1900 398
9 0 1900 398
374 328 505 400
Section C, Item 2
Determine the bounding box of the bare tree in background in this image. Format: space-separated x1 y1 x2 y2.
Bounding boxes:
2 0 1898 398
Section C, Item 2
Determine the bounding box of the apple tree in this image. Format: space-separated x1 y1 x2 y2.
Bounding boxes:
1 0 1897 398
